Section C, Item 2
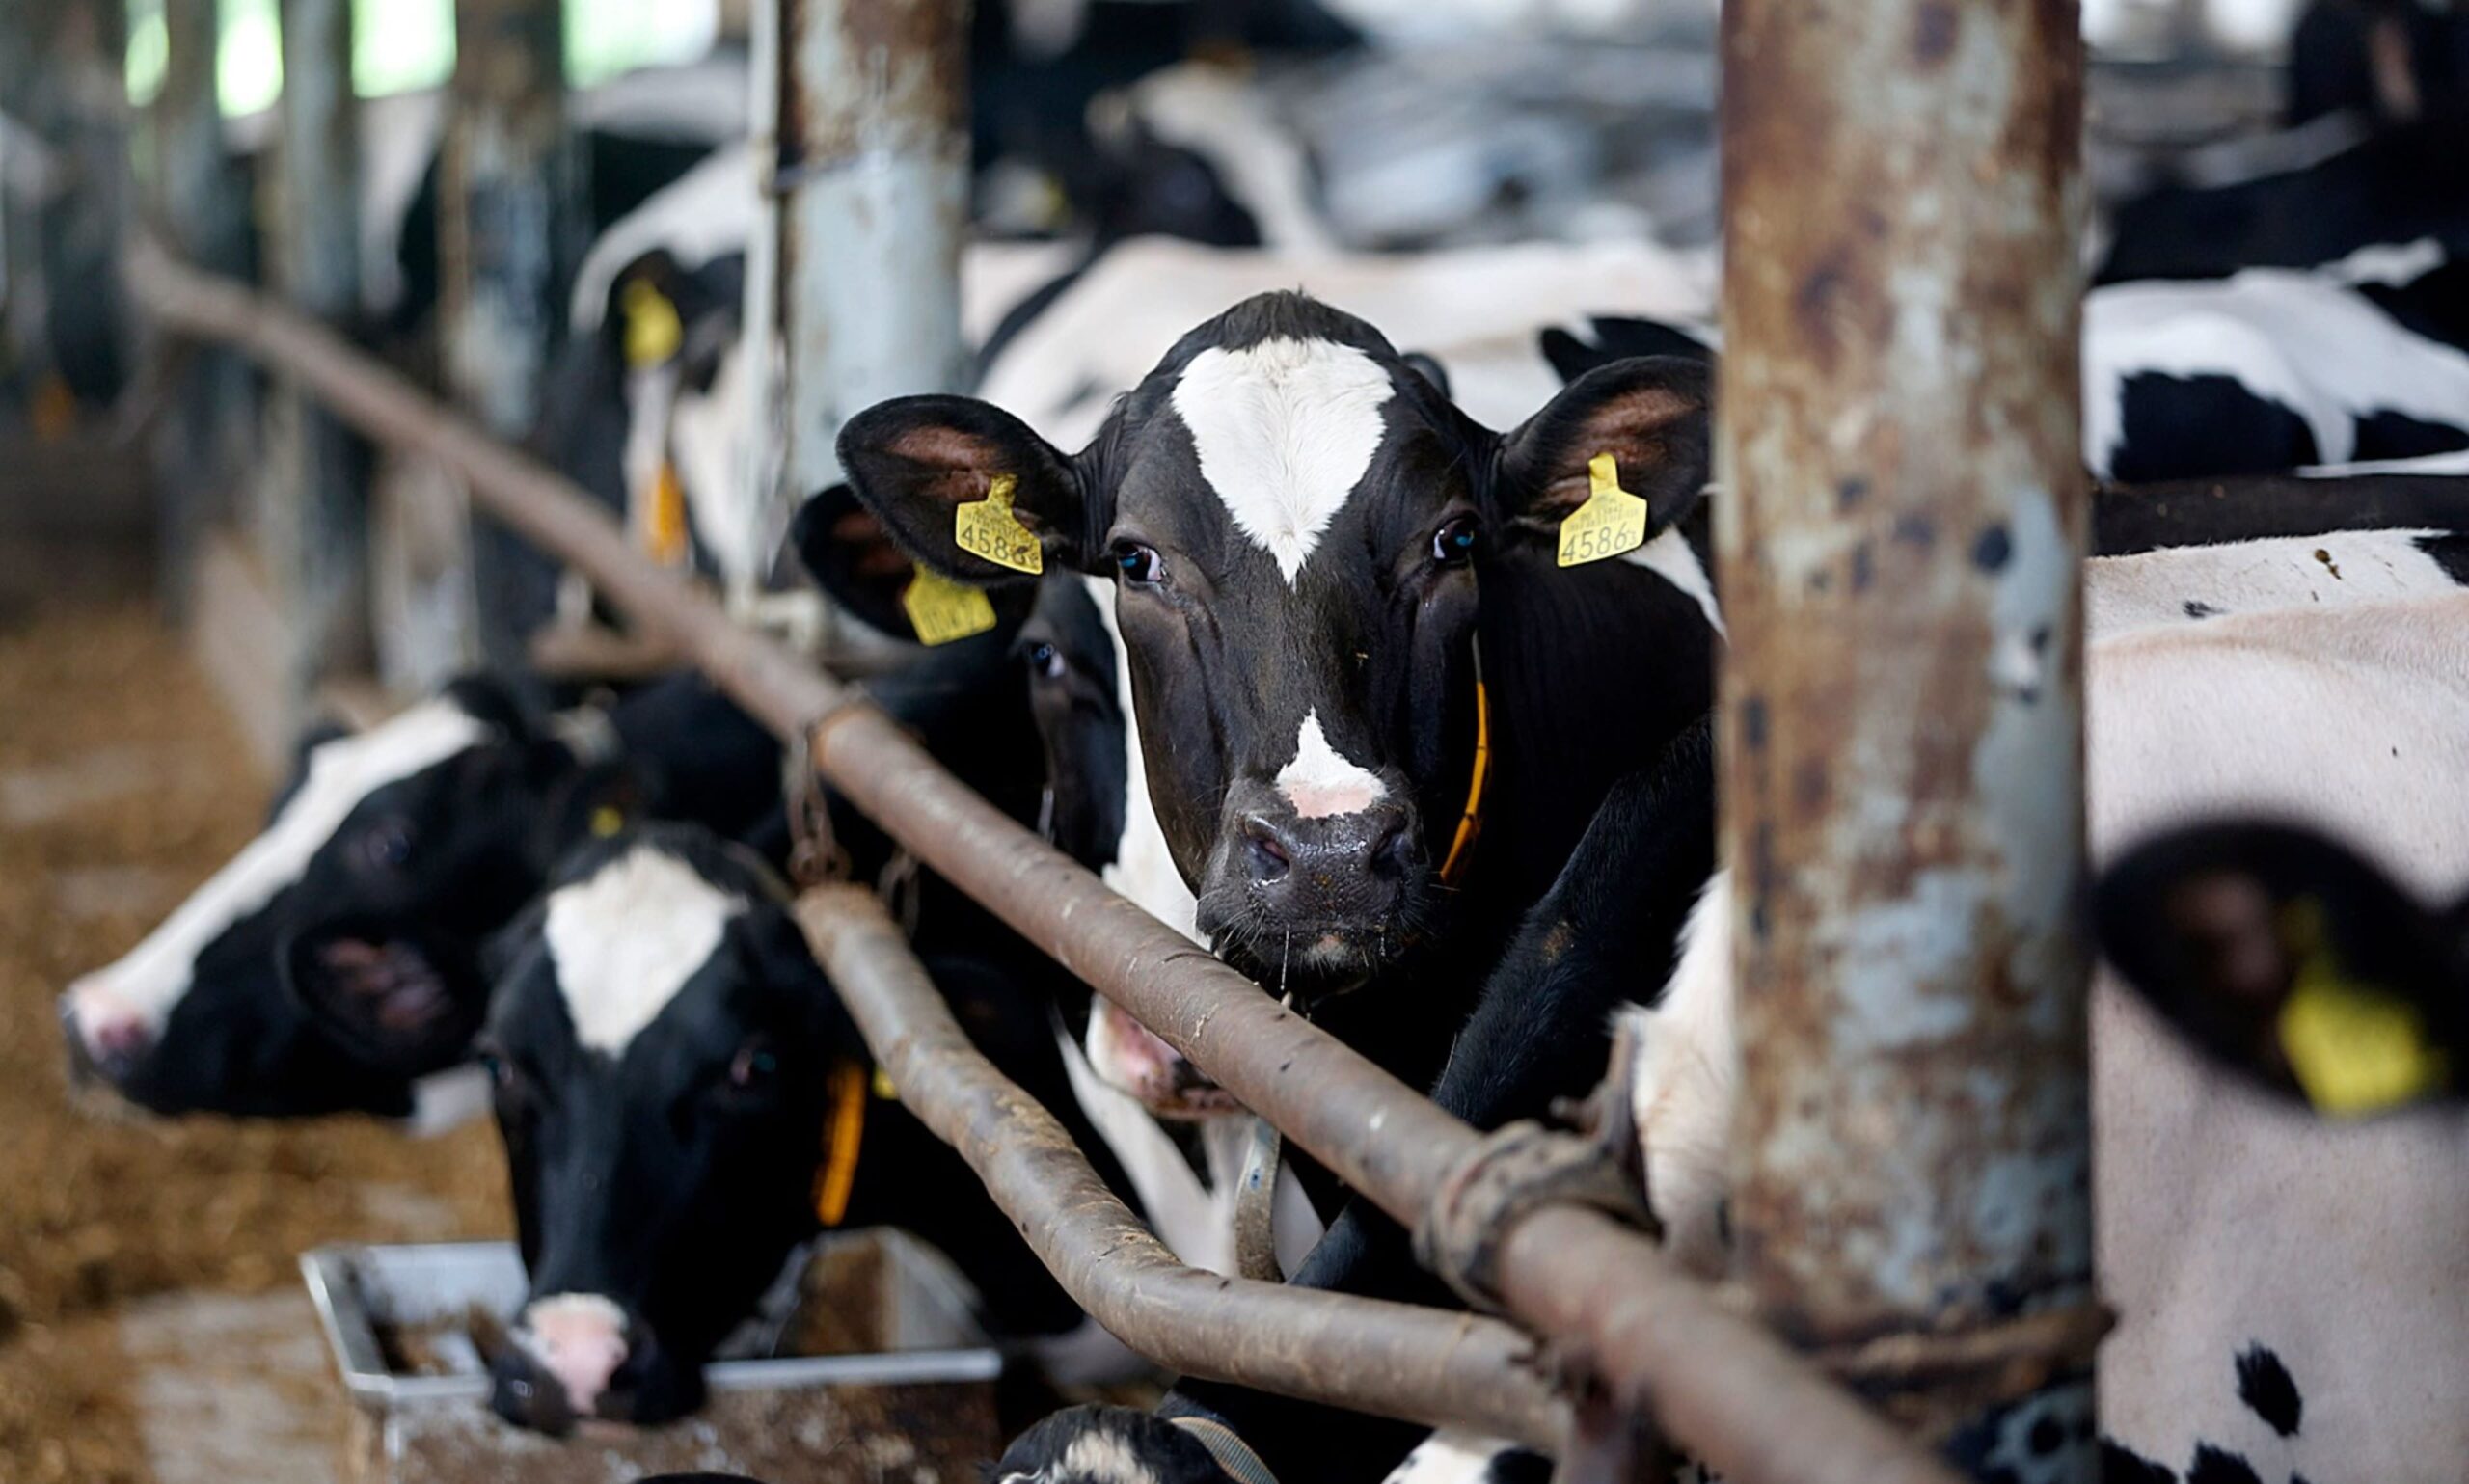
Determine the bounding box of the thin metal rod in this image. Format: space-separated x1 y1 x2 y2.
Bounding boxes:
125 246 1959 1484
1718 0 2097 1463
796 884 1564 1448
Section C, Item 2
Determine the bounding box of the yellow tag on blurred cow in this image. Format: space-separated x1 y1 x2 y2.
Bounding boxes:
954 474 1044 575
1557 453 1650 568
902 566 999 646
620 279 685 369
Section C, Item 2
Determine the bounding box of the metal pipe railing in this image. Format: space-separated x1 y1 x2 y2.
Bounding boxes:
796 884 1565 1446
124 240 1959 1484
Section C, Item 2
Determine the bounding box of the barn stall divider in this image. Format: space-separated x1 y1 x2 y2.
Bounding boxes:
117 0 2099 1473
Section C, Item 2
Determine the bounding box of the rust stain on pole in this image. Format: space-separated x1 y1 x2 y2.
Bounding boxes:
1718 0 2096 1470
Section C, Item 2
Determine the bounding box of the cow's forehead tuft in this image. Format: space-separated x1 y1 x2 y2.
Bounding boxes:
541 841 746 1056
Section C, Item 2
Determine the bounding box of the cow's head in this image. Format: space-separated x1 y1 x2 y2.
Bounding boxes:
58 678 633 1118
480 826 844 1430
840 291 1711 1002
2097 821 2468 1116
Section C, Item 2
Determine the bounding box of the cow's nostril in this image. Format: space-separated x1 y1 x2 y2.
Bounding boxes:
1369 816 1414 879
1243 819 1292 884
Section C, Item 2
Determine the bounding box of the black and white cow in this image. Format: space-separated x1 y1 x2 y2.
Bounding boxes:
475 823 1104 1432
1547 274 2469 486
831 289 2469 1480
57 672 780 1119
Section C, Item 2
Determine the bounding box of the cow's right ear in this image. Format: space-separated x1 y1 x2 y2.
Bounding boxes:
836 395 1087 584
2097 823 2466 1117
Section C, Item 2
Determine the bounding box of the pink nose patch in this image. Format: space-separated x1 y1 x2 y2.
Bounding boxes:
521 1295 630 1417
67 981 152 1063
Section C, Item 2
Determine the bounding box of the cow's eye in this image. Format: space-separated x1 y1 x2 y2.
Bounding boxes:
728 1043 778 1090
1025 641 1066 681
1115 544 1165 586
359 820 416 873
1431 516 1480 566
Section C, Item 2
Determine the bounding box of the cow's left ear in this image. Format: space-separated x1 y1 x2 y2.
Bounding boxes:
1495 356 1711 545
2097 823 2466 1117
837 394 1089 584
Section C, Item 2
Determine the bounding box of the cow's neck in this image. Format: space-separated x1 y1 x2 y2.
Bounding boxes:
1474 505 1722 915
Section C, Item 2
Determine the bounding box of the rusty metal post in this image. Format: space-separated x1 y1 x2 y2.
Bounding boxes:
768 0 970 569
269 0 370 684
1717 0 2097 1474
442 0 575 440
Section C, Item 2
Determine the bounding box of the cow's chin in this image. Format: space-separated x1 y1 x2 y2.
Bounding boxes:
1213 927 1393 1007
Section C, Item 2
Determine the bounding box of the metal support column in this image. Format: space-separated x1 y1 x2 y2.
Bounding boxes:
769 0 970 552
271 0 368 683
1716 0 2098 1474
441 0 574 441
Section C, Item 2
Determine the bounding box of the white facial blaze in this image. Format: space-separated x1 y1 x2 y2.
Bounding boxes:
1275 710 1387 819
65 701 492 1037
1170 337 1395 584
542 844 746 1056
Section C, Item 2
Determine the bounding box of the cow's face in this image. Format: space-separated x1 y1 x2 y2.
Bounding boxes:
480 827 847 1432
57 681 604 1117
841 292 1709 1002
2097 821 2468 1116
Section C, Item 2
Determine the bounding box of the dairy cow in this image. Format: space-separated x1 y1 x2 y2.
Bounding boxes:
476 823 1107 1431
58 673 780 1119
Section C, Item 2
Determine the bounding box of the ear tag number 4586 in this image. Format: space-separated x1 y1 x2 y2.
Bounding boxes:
955 473 1044 575
1558 453 1650 568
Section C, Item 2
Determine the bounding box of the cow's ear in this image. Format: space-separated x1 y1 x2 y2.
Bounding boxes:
2096 823 2466 1117
836 394 1087 584
283 921 487 1078
789 481 1035 644
1495 356 1711 545
535 760 649 865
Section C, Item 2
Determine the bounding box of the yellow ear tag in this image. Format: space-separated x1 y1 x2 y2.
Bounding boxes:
953 473 1044 575
870 1066 898 1100
619 279 684 369
900 565 999 647
645 460 690 566
2277 960 2450 1117
589 805 627 838
1558 453 1651 568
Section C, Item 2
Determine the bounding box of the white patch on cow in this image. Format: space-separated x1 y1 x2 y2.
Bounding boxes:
667 336 783 597
542 844 745 1056
2083 270 2469 474
2317 234 2445 289
1060 1429 1162 1484
1380 1431 1520 1484
1119 63 1337 254
64 701 492 1040
2301 447 2469 477
1084 576 1203 944
1622 525 1725 638
1618 870 1738 1277
1274 710 1388 819
1056 1025 1226 1272
1170 337 1396 585
2088 527 2465 636
567 143 760 331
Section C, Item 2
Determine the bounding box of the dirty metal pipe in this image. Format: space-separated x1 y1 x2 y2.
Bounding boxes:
1718 0 2098 1470
271 0 370 688
125 247 1960 1484
772 0 971 501
795 884 1565 1448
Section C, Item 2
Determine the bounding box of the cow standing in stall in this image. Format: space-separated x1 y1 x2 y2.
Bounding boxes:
835 291 2469 1483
